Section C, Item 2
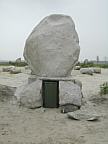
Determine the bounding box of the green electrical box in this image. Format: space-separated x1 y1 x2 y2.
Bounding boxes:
42 80 59 108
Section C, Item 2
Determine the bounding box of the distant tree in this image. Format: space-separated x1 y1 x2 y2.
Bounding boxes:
96 56 99 64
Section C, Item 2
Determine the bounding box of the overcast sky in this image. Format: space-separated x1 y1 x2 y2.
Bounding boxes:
0 0 108 61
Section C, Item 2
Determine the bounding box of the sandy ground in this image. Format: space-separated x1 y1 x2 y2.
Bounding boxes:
0 67 108 144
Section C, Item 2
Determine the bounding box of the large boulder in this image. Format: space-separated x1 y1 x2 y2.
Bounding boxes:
59 81 82 107
24 14 80 77
15 80 42 109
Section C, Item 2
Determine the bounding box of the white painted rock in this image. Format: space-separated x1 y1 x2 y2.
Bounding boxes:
24 14 80 77
74 65 81 70
80 68 93 75
15 80 42 109
59 81 82 107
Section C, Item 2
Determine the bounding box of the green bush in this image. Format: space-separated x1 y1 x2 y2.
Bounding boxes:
97 64 108 68
0 61 28 67
9 61 27 67
77 62 94 68
100 82 108 95
0 62 10 66
77 62 108 69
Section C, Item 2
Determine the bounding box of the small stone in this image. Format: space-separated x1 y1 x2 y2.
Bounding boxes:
61 104 80 113
80 68 93 75
74 66 81 70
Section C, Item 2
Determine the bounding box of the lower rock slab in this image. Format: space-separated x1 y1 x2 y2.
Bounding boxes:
15 76 83 110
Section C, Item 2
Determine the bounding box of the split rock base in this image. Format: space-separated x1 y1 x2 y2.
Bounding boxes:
15 76 82 111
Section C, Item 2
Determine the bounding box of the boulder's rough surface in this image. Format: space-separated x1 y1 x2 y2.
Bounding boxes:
80 68 93 75
59 81 82 107
0 84 16 101
24 14 80 77
15 80 42 109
